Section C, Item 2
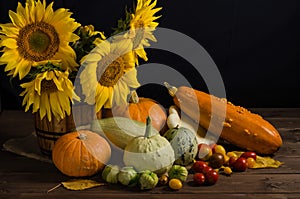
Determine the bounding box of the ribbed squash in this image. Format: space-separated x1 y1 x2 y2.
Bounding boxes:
52 130 111 177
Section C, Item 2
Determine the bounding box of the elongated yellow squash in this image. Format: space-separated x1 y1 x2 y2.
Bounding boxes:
164 83 282 154
91 117 159 149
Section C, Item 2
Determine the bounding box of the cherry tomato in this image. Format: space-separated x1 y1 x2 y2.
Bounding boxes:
159 174 169 185
241 151 257 160
193 173 205 185
223 154 230 165
229 156 238 167
227 151 238 158
205 170 219 185
208 153 225 169
197 144 212 161
169 178 183 190
246 157 256 168
191 161 208 173
214 145 226 156
223 166 232 175
202 166 213 174
233 157 248 172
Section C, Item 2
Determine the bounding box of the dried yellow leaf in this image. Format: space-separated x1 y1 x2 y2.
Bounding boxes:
253 156 283 168
231 151 283 169
61 179 105 191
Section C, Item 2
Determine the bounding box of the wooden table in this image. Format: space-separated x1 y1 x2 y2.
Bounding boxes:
0 109 299 199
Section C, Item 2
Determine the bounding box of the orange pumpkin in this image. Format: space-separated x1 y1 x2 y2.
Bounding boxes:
52 130 111 177
104 91 167 132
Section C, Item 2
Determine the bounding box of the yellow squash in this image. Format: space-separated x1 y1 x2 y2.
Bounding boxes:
164 83 282 155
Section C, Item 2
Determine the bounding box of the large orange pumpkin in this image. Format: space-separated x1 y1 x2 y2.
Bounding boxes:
52 130 111 177
104 91 167 132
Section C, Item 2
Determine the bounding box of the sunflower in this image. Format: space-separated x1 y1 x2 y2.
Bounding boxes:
129 0 162 62
80 37 140 113
20 69 80 121
0 0 80 79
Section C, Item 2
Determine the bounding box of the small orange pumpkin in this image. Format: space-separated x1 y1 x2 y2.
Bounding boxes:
105 91 167 132
52 130 111 177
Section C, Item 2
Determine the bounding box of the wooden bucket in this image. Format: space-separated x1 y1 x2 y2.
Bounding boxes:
34 103 97 156
34 112 76 156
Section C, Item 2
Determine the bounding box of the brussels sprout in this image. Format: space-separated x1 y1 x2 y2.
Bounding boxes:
102 164 120 184
139 170 158 190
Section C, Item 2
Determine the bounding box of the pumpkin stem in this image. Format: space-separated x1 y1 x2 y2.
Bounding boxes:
78 133 87 140
129 90 139 104
164 82 177 97
144 116 152 138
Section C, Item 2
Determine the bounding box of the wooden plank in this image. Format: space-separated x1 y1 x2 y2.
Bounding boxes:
1 193 299 199
1 173 300 194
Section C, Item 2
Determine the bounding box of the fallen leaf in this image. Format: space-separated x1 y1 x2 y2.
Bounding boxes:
61 179 106 191
231 151 283 169
253 156 283 168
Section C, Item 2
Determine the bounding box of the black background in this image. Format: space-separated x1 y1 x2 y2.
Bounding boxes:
1 0 300 110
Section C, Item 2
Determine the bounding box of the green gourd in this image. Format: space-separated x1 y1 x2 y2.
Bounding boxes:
163 127 198 166
123 117 175 176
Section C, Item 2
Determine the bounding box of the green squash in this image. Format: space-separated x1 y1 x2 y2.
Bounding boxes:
163 127 198 166
123 117 175 176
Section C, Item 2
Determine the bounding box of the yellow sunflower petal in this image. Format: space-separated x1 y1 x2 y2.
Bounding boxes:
121 68 140 88
16 2 29 24
35 0 46 22
43 2 54 22
95 86 110 112
50 92 64 120
39 98 47 120
32 92 41 112
57 91 71 116
0 24 18 37
113 81 129 106
1 38 18 49
8 10 25 28
17 59 32 80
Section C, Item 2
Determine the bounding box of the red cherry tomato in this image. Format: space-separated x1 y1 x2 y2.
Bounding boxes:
241 151 257 160
233 157 248 172
191 161 208 173
202 166 213 174
205 170 219 185
229 156 238 167
193 173 205 185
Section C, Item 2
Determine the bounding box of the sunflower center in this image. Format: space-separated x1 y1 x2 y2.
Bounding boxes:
41 80 58 94
17 22 60 62
97 56 125 87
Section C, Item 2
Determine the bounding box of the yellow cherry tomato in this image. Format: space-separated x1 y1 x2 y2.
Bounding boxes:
168 178 182 190
227 151 238 158
214 145 226 156
247 157 256 168
224 167 232 175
